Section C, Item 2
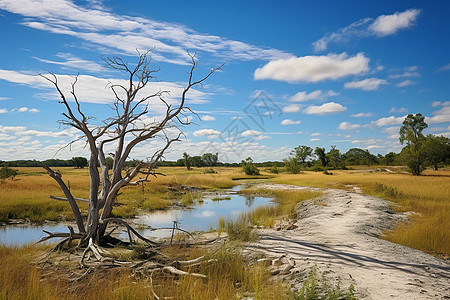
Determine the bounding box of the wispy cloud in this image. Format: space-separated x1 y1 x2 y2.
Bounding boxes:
33 53 104 72
438 63 450 72
344 78 388 91
0 0 290 65
396 79 416 87
372 115 406 126
0 68 210 110
389 107 408 114
290 90 338 102
351 112 374 118
313 9 420 51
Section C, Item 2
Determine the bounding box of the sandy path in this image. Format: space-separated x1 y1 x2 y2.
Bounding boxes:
245 184 450 299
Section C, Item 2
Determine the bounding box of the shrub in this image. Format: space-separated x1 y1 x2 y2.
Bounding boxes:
284 156 301 174
267 165 280 174
241 157 260 175
0 166 18 181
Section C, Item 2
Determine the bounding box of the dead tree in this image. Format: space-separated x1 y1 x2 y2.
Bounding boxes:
41 51 222 246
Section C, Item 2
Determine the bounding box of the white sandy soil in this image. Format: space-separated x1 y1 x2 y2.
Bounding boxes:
245 184 450 299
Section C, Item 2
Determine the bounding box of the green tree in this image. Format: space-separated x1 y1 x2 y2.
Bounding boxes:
105 157 114 170
326 146 344 169
399 113 428 175
383 152 399 166
202 153 219 167
241 157 260 175
314 147 329 167
283 156 301 174
190 156 204 167
422 135 450 170
71 157 88 168
344 148 378 166
399 113 427 145
182 152 191 170
292 145 313 164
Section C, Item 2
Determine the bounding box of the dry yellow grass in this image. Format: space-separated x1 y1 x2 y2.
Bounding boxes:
272 170 450 256
0 243 288 300
0 167 238 222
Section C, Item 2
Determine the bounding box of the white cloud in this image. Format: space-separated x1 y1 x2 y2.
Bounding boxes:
17 107 39 113
241 129 261 137
0 108 7 113
281 119 301 125
192 129 221 137
396 79 415 87
201 115 215 121
303 102 347 115
388 70 420 79
290 90 338 102
34 53 104 72
0 125 27 132
438 63 450 72
254 53 369 83
0 0 290 64
370 9 421 37
282 104 301 113
253 135 270 141
0 69 210 108
0 97 10 101
309 138 320 142
344 78 387 91
366 145 384 150
372 115 406 126
313 9 420 51
351 138 382 145
432 101 442 107
426 104 450 124
313 18 372 52
311 132 322 136
351 112 374 117
338 121 361 130
389 107 408 113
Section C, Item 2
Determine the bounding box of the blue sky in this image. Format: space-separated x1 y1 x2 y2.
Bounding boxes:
0 0 449 162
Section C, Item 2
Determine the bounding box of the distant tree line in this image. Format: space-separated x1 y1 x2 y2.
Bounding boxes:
281 113 450 175
2 117 448 177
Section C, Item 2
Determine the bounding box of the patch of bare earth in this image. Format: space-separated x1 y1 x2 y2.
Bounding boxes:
244 184 450 299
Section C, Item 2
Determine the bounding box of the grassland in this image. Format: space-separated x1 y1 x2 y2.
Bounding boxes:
0 243 290 300
272 168 450 256
1 166 449 256
0 166 236 223
1 165 447 298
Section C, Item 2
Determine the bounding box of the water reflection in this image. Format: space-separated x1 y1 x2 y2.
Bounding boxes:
245 195 255 207
0 186 274 245
132 192 273 239
0 224 68 246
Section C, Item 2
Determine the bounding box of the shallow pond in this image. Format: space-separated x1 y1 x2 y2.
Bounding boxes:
0 186 273 245
130 189 273 239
